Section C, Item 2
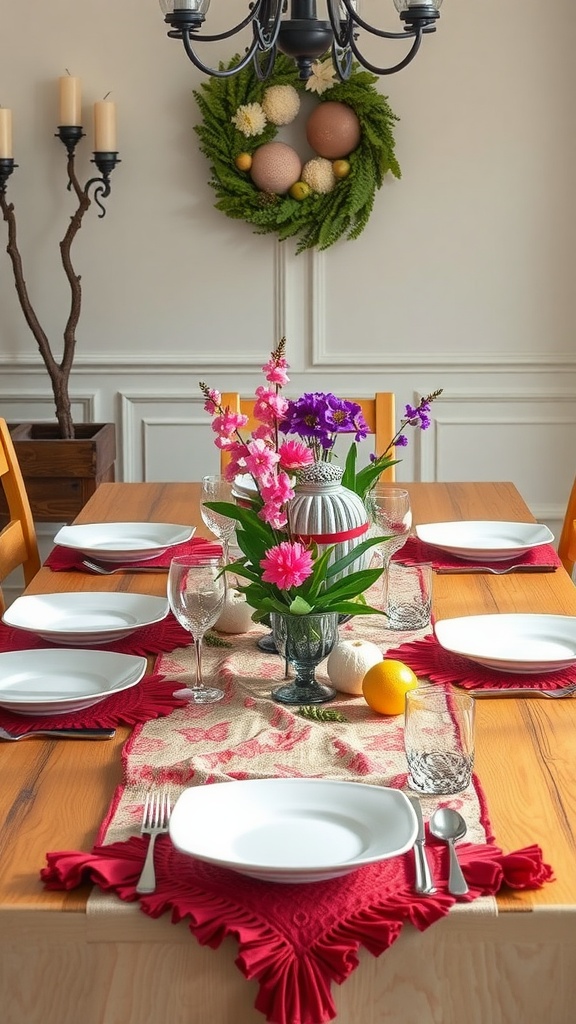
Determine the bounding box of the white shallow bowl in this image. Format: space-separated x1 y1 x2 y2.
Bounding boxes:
435 614 576 674
169 778 417 884
415 521 554 561
54 522 194 563
0 649 147 715
2 592 169 645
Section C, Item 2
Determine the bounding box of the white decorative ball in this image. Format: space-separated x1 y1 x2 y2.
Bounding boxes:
327 639 384 695
216 589 254 634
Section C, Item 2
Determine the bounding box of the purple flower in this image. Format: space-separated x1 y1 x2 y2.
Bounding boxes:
396 434 408 447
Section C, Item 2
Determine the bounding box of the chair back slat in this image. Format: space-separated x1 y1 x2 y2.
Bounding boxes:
0 418 41 613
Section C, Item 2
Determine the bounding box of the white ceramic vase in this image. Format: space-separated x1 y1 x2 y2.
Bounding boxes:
288 463 369 578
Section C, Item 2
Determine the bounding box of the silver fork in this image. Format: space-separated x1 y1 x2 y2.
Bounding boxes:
470 682 576 699
0 726 115 741
82 558 166 575
135 790 172 895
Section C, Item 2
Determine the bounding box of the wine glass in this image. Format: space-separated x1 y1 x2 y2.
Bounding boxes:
368 485 412 572
201 474 237 564
167 556 226 704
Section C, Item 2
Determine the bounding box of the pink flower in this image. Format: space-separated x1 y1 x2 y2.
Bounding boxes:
251 423 275 443
263 356 290 387
244 438 280 477
203 388 221 415
261 541 313 589
253 386 288 426
212 410 248 438
260 470 294 506
259 502 288 530
278 440 315 471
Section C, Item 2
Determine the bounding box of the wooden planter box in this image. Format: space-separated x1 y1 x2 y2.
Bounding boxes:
2 422 116 523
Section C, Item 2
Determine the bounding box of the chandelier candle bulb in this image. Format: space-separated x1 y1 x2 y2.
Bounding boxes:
94 99 117 151
58 76 82 126
0 108 13 159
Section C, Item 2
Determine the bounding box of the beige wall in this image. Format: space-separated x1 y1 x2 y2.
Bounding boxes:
0 1 575 568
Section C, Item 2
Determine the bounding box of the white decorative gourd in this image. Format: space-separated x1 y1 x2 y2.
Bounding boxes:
215 589 254 634
327 639 383 695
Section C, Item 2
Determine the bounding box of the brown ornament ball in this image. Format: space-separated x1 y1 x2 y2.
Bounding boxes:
250 141 302 195
306 101 361 160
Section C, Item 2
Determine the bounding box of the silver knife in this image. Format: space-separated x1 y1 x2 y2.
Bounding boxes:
408 795 436 894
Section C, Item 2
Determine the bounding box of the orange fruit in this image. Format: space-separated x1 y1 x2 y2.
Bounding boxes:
235 152 253 172
361 660 418 716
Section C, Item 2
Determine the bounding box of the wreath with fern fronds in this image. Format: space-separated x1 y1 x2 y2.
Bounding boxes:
193 55 401 254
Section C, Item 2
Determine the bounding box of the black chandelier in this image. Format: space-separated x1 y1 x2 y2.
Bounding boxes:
159 1 443 82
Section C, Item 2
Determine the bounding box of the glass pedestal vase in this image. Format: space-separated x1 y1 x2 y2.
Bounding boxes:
270 611 339 705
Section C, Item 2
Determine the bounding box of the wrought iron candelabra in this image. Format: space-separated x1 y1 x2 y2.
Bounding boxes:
0 124 121 440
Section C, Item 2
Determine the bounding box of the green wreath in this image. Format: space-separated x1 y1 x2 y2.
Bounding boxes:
193 54 401 254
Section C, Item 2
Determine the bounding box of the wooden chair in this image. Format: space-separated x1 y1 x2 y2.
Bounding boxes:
0 418 41 613
219 392 396 481
558 475 576 576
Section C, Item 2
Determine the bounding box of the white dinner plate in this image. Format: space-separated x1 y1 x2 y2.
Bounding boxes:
0 649 147 715
415 521 554 561
169 778 417 883
435 614 576 673
2 593 169 645
53 522 195 562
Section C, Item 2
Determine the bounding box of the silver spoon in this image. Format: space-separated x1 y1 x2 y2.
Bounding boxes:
429 807 469 896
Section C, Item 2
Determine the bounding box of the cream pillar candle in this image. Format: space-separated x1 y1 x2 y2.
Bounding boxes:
58 76 82 125
0 108 13 159
93 100 117 151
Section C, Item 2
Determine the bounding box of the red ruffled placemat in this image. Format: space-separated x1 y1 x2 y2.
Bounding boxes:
0 615 192 659
45 536 223 572
385 632 576 691
41 824 553 1024
394 536 561 573
0 674 189 735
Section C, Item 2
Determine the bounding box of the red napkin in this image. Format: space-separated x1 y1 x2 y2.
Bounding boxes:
0 673 189 735
41 828 553 1024
45 536 223 572
385 632 576 691
394 536 561 573
0 614 192 659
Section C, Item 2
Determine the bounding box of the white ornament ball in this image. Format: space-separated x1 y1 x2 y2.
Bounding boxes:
215 589 254 634
250 142 302 195
262 84 301 126
301 157 336 194
327 639 383 695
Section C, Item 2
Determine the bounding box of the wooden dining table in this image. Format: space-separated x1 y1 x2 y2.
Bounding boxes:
2 480 576 1024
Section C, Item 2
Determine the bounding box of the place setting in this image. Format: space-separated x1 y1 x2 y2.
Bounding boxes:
44 521 222 573
395 519 561 574
386 612 576 696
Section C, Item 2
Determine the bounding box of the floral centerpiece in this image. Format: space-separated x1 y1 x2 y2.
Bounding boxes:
200 339 440 624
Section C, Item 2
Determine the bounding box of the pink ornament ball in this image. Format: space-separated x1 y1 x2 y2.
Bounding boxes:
250 142 302 195
306 102 361 160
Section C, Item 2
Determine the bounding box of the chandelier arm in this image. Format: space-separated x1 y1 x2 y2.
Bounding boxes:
348 29 424 76
331 42 354 82
339 1 423 43
326 0 352 50
168 0 279 45
252 0 284 51
252 46 280 82
181 31 261 78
